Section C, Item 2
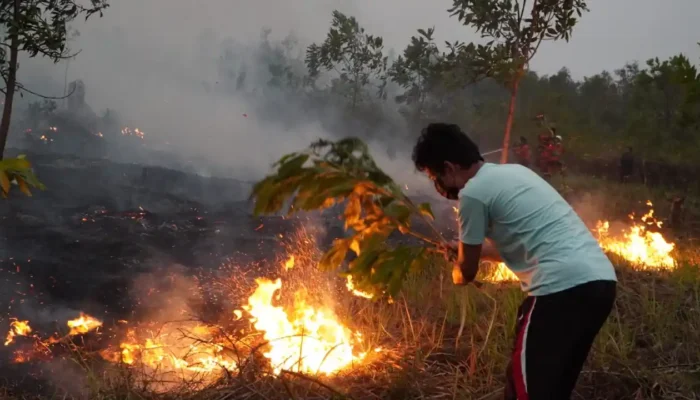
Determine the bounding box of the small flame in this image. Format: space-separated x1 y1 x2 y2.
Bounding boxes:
5 319 32 346
67 313 103 335
346 276 374 299
483 262 518 282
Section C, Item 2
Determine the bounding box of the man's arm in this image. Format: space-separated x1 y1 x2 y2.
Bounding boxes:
454 195 490 285
454 241 482 285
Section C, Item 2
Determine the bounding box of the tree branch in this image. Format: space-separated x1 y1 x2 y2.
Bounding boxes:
14 81 77 100
518 0 528 27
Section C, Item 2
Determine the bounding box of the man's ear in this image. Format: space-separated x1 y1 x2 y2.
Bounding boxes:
443 161 456 173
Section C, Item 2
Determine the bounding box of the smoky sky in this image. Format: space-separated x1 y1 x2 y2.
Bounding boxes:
64 0 699 78
13 0 700 189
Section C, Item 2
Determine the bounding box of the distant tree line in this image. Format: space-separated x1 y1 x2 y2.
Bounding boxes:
215 10 698 170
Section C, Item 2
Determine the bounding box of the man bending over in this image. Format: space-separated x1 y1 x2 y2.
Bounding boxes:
412 123 617 400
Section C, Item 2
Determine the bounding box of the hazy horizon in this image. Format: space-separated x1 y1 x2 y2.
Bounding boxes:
12 0 700 189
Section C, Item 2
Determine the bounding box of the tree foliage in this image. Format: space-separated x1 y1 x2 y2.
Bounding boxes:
0 0 109 158
0 154 45 198
447 0 589 162
388 28 443 116
251 137 444 298
305 11 388 109
214 14 698 168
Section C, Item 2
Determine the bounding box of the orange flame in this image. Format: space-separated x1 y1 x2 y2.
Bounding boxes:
5 319 32 346
284 255 295 271
483 262 519 282
4 231 375 382
67 313 103 335
99 325 236 378
345 276 374 299
243 278 367 375
596 201 675 270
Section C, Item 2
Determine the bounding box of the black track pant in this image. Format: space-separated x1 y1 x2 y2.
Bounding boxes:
504 280 616 400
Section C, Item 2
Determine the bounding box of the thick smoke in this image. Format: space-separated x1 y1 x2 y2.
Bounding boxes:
12 0 438 194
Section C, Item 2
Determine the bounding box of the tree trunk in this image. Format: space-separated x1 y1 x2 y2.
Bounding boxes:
500 76 521 164
0 0 20 160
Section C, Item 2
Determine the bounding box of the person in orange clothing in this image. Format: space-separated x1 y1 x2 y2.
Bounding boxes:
547 132 565 177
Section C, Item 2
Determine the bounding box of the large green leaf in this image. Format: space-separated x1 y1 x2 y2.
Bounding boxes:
251 137 447 298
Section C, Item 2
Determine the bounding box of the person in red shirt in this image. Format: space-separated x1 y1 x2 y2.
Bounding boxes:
513 136 531 168
547 134 565 177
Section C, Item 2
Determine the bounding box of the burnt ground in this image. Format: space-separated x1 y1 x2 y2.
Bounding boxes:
0 153 329 327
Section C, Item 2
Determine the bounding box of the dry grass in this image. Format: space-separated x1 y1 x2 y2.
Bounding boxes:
4 256 699 400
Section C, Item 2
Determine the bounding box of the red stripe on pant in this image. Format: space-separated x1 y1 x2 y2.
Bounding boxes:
513 298 537 400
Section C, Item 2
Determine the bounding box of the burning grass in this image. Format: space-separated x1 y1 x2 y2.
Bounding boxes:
2 203 700 399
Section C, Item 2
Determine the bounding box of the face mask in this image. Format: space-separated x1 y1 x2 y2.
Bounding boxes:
434 176 460 200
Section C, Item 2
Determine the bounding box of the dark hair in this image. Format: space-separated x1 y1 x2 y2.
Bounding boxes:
520 136 528 143
412 123 483 174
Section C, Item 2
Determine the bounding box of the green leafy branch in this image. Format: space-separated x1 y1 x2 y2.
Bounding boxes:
250 137 448 298
0 155 46 198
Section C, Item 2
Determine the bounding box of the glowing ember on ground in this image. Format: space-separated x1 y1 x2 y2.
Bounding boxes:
67 313 103 335
243 278 367 375
5 319 32 346
596 201 676 270
121 127 145 139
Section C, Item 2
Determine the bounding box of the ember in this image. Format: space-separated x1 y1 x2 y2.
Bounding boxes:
121 127 145 139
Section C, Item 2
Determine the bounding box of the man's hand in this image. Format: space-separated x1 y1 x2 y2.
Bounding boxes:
452 264 484 288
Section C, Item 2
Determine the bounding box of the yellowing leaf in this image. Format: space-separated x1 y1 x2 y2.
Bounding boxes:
16 177 31 197
0 171 9 194
319 239 350 272
344 196 362 229
2 158 31 171
418 202 435 220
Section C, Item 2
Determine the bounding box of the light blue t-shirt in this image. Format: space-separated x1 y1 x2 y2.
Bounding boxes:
458 163 617 296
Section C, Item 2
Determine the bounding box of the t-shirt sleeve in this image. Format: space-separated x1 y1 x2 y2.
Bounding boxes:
458 195 488 245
